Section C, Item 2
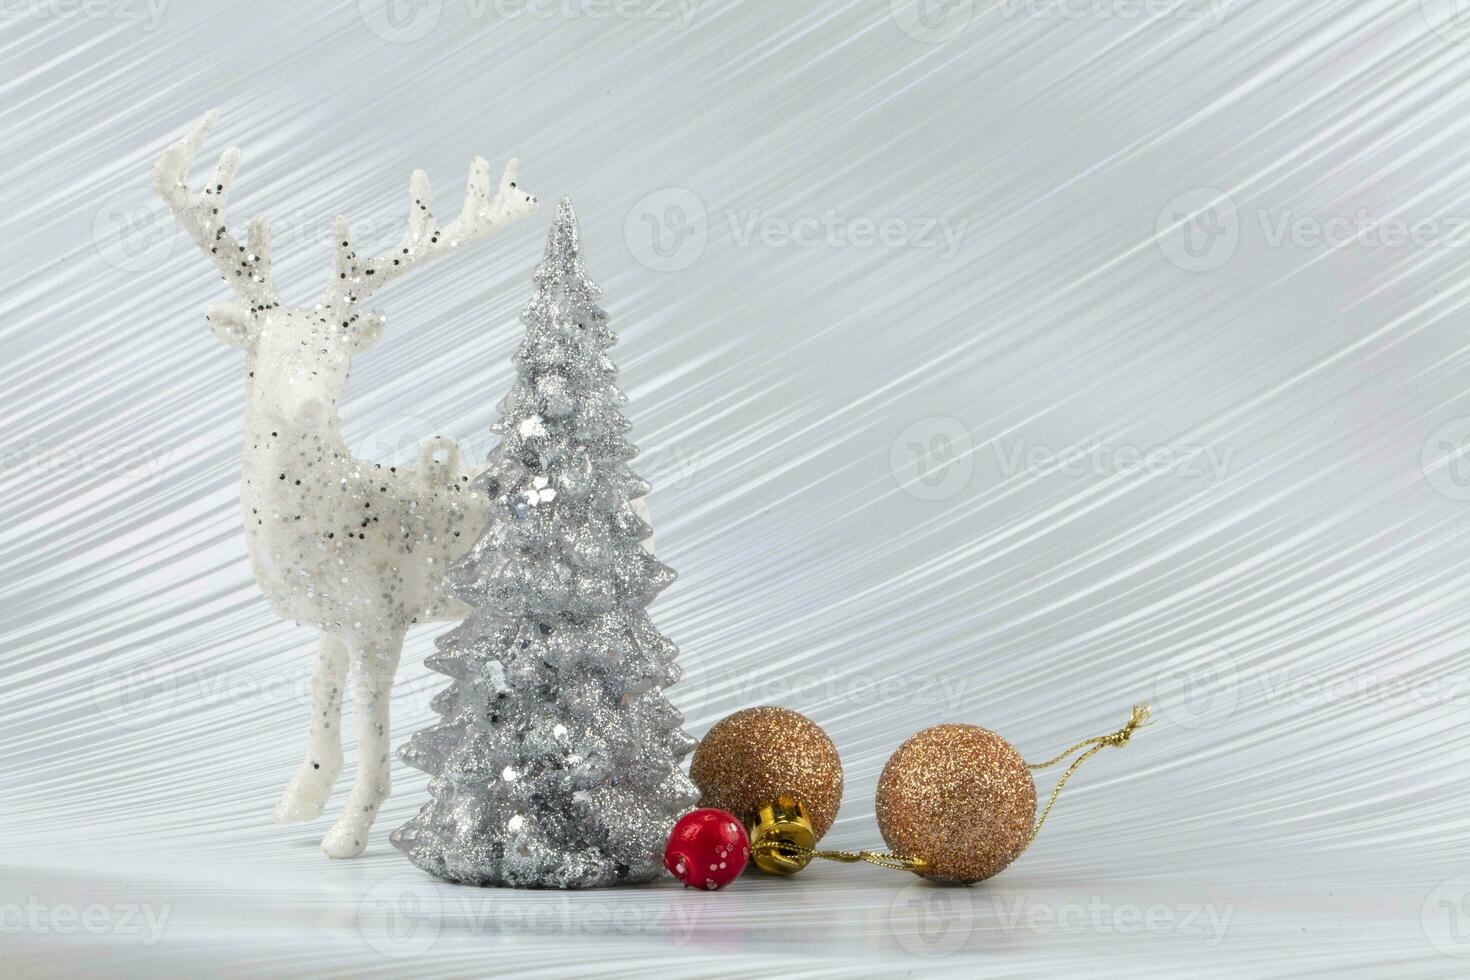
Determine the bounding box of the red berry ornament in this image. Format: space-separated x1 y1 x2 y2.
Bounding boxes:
664 808 751 889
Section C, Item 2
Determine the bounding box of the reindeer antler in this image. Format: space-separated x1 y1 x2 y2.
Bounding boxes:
154 111 537 320
152 110 278 315
326 156 539 309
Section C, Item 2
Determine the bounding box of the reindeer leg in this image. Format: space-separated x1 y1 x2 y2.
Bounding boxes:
274 633 349 824
321 632 403 859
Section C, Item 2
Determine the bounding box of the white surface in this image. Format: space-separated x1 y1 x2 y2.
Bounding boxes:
0 845 1446 976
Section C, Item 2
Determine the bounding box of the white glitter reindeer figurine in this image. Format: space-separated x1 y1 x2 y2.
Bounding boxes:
153 111 538 857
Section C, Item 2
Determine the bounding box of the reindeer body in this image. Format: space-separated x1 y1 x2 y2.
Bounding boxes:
237 361 482 635
154 112 536 857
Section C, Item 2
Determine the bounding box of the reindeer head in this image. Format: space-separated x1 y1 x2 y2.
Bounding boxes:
153 111 538 422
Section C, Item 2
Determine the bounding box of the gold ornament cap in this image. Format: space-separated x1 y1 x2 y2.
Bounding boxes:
876 723 1037 884
689 706 844 865
748 796 817 875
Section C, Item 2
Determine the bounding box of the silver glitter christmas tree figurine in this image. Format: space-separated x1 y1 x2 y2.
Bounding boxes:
391 199 699 888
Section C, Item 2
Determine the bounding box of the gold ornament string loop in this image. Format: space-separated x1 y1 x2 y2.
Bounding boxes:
751 839 928 873
1022 703 1150 851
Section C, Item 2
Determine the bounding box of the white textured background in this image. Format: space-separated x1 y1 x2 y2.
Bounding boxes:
3 1 1469 976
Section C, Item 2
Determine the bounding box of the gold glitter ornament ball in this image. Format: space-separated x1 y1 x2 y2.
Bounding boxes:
690 707 843 840
876 724 1037 884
